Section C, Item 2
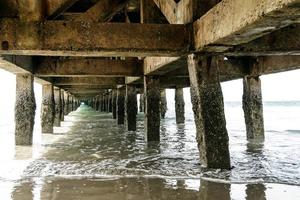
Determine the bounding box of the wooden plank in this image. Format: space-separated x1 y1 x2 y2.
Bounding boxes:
194 0 300 52
47 0 80 19
0 19 191 57
76 0 129 22
150 0 176 23
35 57 143 77
53 77 125 85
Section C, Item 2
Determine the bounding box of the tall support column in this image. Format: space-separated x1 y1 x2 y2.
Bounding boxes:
112 89 117 119
15 74 36 145
160 89 167 119
108 93 112 113
60 90 65 121
116 88 125 125
68 95 73 113
187 54 230 169
139 93 144 113
144 76 160 141
175 88 185 124
125 85 137 131
243 75 265 139
41 84 54 134
53 88 61 127
64 92 69 115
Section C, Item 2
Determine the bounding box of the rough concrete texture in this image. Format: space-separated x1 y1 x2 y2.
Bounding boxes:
243 76 265 140
125 85 137 131
15 74 36 145
188 54 230 169
60 89 64 121
116 88 125 125
175 88 185 124
41 84 55 133
139 93 145 113
144 76 160 141
53 88 61 127
160 89 167 119
112 89 117 119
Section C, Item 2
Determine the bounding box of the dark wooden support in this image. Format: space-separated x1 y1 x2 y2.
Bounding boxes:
187 54 230 169
41 84 55 133
243 74 265 140
112 89 117 119
60 89 65 121
160 89 167 119
117 88 125 125
144 76 160 141
125 85 137 131
15 74 36 145
108 93 112 113
53 88 61 127
175 87 185 124
63 92 69 115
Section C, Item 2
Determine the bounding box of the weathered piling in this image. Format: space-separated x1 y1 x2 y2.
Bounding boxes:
125 85 137 131
41 84 55 134
63 92 69 115
60 89 65 121
175 88 185 124
15 74 36 145
112 89 117 119
144 76 160 141
160 89 167 119
243 75 265 139
139 93 144 113
53 88 61 127
108 92 112 112
116 88 125 125
187 54 230 169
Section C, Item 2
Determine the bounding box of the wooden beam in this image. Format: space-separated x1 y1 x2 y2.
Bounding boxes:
61 85 115 90
0 19 191 57
144 57 184 75
228 25 300 56
75 0 129 22
47 0 79 19
152 0 177 23
35 57 143 77
53 77 125 86
193 0 300 52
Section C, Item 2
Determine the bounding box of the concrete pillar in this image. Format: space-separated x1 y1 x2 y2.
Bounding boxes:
187 54 230 169
108 93 113 112
125 85 137 131
116 88 125 125
53 88 61 127
64 92 69 115
15 74 36 145
243 76 265 139
41 84 55 134
68 95 73 113
144 76 160 141
101 95 105 112
175 88 185 124
160 89 167 119
112 89 117 119
60 90 64 121
139 93 144 113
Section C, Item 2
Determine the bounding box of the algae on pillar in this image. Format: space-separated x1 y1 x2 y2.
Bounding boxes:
175 88 185 124
53 88 61 127
243 75 265 140
116 88 125 125
187 54 230 169
139 93 144 113
112 89 117 119
15 74 36 145
41 84 55 134
160 89 167 119
125 85 137 131
144 76 160 141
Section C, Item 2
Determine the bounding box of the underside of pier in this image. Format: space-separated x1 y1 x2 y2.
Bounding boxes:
1 0 300 169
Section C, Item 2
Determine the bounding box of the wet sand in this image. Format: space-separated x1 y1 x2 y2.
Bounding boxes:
0 105 299 200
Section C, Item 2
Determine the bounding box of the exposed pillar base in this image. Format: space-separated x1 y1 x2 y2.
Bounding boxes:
188 54 230 169
243 75 265 140
144 76 160 141
41 84 54 134
116 88 125 125
175 88 185 124
15 74 36 145
125 85 137 131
